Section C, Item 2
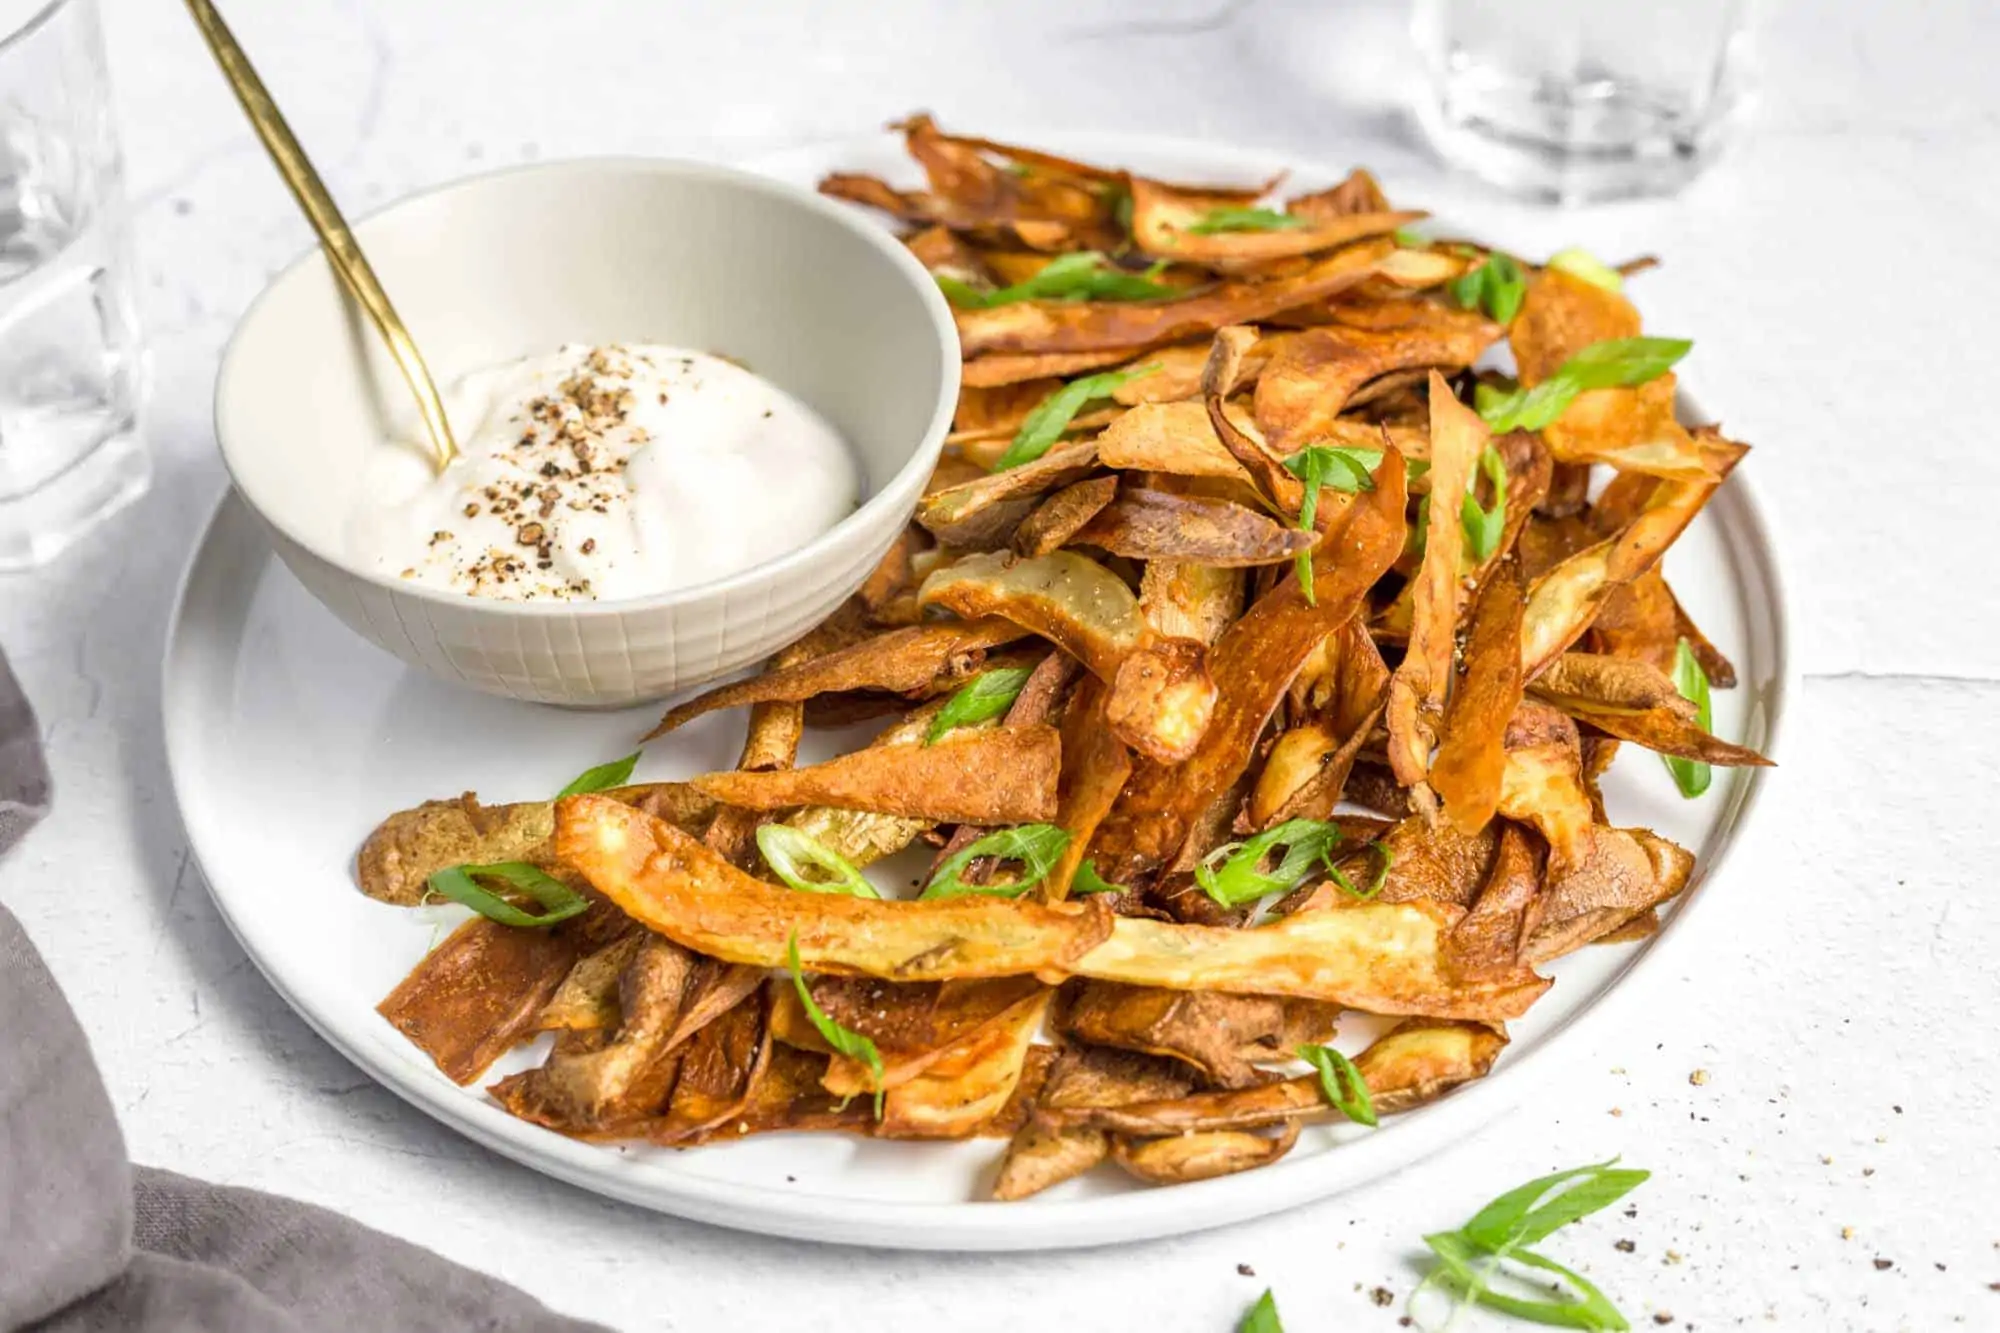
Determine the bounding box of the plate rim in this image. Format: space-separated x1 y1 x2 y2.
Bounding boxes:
162 131 1796 1253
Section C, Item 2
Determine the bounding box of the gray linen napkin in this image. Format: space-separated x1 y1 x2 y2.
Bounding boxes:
0 653 612 1333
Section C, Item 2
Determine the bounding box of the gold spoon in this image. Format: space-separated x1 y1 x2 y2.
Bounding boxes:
184 0 458 471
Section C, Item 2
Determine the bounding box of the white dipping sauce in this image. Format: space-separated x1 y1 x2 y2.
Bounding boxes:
349 344 858 601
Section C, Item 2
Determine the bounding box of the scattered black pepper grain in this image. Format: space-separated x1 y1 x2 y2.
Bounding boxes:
1236 1263 1255 1277
1873 1258 1893 1271
1369 1288 1393 1307
580 538 597 555
1616 1239 1637 1253
1652 1315 1673 1326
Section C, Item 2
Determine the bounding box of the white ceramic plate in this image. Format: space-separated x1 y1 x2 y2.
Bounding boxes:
165 134 1791 1251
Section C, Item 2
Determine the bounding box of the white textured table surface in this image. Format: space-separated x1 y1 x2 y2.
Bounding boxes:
4 1 1997 1329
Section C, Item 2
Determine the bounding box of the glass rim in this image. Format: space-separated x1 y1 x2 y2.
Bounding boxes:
0 0 79 57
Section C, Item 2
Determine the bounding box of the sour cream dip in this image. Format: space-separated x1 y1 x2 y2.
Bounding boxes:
349 344 859 601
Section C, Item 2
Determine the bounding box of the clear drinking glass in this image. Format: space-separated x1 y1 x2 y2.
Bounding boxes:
1411 0 1757 203
0 0 148 569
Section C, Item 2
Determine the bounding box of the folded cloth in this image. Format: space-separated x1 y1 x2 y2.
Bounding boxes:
0 654 612 1333
0 647 49 852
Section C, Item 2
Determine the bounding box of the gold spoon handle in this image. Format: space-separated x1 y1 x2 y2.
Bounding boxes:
184 0 458 471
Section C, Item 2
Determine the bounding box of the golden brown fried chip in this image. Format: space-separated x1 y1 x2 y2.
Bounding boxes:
1072 899 1547 1019
1511 267 1642 385
378 911 614 1085
645 618 1025 739
992 1046 1195 1200
1386 375 1486 800
954 239 1394 358
1139 561 1244 646
1523 825 1693 964
1429 553 1527 835
691 724 1060 824
1074 487 1315 566
1097 399 1268 494
647 987 773 1143
916 441 1103 548
1253 322 1500 452
1444 822 1542 977
919 550 1218 763
1062 981 1300 1088
880 991 1050 1139
491 934 706 1131
1352 1018 1509 1114
1013 475 1121 556
1520 472 1720 681
1128 175 1420 265
1089 449 1407 882
1529 652 1771 767
1043 1018 1505 1134
1046 675 1133 901
1543 374 1716 481
1288 168 1391 220
962 347 1137 389
1496 703 1596 872
535 932 643 1033
556 796 1113 979
1110 1122 1301 1184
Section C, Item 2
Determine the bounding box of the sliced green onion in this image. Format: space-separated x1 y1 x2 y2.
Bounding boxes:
1298 1042 1378 1127
1392 226 1429 248
925 666 1035 744
1237 1288 1285 1333
922 823 1072 900
1194 818 1344 909
1184 206 1311 235
1412 1158 1650 1332
1070 859 1127 896
1460 444 1508 562
1664 638 1713 798
1547 246 1625 293
756 825 880 898
936 250 1177 310
994 365 1158 471
1282 445 1380 606
787 932 884 1117
425 862 588 928
1479 336 1692 434
1448 251 1526 324
556 752 640 797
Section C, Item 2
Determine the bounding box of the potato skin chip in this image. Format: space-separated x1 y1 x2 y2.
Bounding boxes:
1139 560 1244 646
690 724 1061 824
1073 899 1548 1020
1110 1122 1300 1184
1510 267 1642 385
1089 449 1408 883
920 550 1218 763
1129 174 1421 265
556 796 1112 980
1429 553 1527 835
1013 475 1120 557
1253 322 1500 452
954 239 1394 358
645 619 1025 740
917 441 1102 548
1530 652 1771 767
1041 1017 1506 1134
1075 488 1315 566
1045 675 1133 901
379 904 626 1085
1386 375 1486 796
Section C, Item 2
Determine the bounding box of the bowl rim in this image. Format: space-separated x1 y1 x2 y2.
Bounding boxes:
212 154 961 618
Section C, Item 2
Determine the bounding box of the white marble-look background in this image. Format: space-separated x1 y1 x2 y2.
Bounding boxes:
2 1 1996 1328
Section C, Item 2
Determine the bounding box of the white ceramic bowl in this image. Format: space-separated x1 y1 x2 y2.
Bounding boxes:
214 158 958 707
